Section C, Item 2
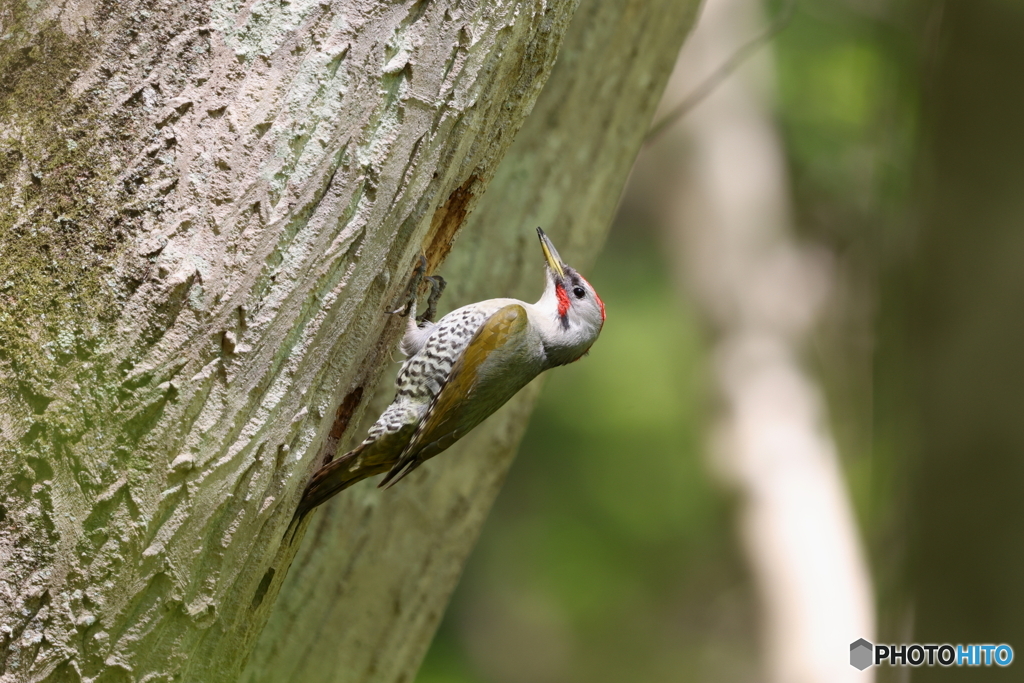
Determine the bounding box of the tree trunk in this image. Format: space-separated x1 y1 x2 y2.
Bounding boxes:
885 2 1024 680
0 1 581 680
243 1 701 682
0 0 703 680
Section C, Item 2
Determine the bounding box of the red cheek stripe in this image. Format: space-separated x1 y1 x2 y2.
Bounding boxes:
555 284 570 318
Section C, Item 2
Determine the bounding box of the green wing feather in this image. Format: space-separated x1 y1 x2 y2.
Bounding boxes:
379 304 537 488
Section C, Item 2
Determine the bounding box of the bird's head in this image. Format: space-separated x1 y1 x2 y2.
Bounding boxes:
535 227 605 364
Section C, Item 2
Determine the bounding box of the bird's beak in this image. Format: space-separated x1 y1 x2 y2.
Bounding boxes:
537 227 566 279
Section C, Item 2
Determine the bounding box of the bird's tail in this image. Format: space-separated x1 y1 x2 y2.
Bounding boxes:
293 441 395 518
288 448 368 543
297 445 363 517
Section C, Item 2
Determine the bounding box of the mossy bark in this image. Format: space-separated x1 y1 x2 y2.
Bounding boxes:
0 0 582 680
1 0 702 680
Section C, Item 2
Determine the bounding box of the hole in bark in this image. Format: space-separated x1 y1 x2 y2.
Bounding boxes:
251 567 275 609
328 387 364 445
423 175 477 268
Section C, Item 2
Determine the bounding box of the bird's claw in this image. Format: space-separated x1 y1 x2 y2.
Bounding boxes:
417 275 447 323
387 255 429 317
386 302 413 317
387 255 446 322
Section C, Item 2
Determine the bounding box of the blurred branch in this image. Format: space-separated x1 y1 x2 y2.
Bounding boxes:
642 0 876 680
645 0 797 145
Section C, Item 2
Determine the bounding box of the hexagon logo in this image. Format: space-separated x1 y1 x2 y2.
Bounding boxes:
850 638 873 670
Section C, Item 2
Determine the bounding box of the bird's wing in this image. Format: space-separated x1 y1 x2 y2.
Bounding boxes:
379 303 537 488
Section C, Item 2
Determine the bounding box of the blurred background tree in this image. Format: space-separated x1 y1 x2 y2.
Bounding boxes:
417 0 1024 681
893 1 1024 681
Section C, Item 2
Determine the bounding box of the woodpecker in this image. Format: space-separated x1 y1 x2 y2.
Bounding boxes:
297 228 605 513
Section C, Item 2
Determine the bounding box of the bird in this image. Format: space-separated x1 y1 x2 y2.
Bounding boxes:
297 228 605 514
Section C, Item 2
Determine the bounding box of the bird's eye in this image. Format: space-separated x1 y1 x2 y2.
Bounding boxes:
572 286 586 299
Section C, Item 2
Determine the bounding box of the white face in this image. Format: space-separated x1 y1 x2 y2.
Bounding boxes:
533 228 605 364
557 268 605 339
539 265 605 365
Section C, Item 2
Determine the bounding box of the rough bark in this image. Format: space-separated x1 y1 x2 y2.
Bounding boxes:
242 1 702 682
0 1 581 680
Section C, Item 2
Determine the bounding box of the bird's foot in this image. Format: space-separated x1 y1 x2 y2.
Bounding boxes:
387 255 446 323
417 275 447 323
387 255 428 317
